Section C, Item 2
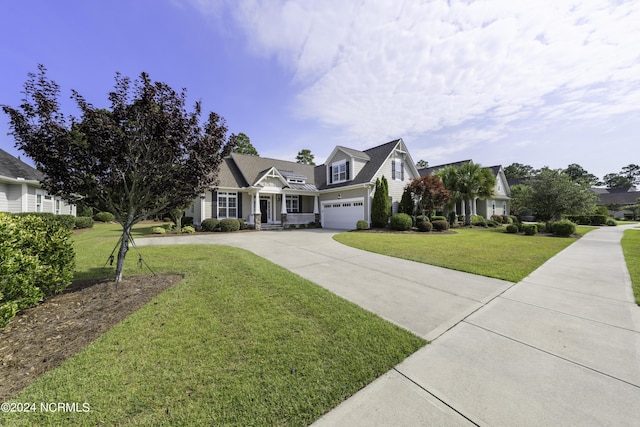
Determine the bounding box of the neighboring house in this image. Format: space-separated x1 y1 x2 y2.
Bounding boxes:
418 160 511 218
592 186 640 219
187 139 420 230
0 148 76 215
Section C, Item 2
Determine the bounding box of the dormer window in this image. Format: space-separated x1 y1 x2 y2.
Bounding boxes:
288 178 305 184
331 160 348 183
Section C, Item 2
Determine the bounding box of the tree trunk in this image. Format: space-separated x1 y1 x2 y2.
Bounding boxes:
465 199 472 226
115 225 131 283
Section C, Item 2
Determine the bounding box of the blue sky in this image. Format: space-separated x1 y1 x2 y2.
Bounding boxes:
1 0 638 181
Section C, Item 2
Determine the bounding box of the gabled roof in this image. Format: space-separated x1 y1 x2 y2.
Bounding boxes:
316 139 403 190
225 153 316 187
0 148 43 182
418 159 472 176
329 146 371 162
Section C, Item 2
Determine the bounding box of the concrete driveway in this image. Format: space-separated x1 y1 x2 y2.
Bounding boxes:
137 225 640 425
137 228 512 340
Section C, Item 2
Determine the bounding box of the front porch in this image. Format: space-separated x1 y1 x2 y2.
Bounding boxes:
248 191 320 230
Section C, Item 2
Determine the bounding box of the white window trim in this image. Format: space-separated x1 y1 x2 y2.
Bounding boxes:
393 158 404 181
286 195 299 213
217 191 238 219
36 191 43 213
331 160 347 184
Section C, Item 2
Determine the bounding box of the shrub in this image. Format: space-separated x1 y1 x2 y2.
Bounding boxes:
431 215 447 222
432 220 449 231
94 211 115 222
201 218 219 232
551 219 576 237
151 226 166 234
1 213 74 327
237 219 248 230
471 215 487 227
56 214 76 231
182 216 194 227
416 215 429 223
506 224 519 233
590 215 607 226
536 222 550 233
502 215 513 224
491 214 503 223
74 216 94 229
390 213 412 231
486 220 499 227
508 215 518 224
298 224 307 229
181 225 195 234
219 218 240 232
356 220 369 230
523 224 538 235
606 218 617 226
517 222 525 232
416 220 432 232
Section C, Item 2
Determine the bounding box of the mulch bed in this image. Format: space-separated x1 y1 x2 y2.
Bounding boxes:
0 274 182 401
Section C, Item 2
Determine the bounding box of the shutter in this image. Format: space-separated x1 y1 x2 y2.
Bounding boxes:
212 191 218 218
392 159 396 180
298 195 302 213
329 165 333 183
237 193 242 219
346 161 350 180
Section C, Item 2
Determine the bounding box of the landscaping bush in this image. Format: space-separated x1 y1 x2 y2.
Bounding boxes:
356 220 369 230
201 218 220 232
516 222 525 232
505 224 519 233
219 218 240 232
74 216 94 229
416 215 429 223
56 214 76 231
298 224 307 229
94 211 115 222
471 215 487 227
508 215 518 224
590 215 607 226
536 222 551 233
431 215 447 222
606 218 617 226
551 219 576 237
182 216 194 227
238 219 249 230
486 220 499 227
432 220 449 231
523 224 538 235
416 220 432 232
390 213 412 231
181 225 195 234
491 214 503 223
0 213 75 327
151 226 166 234
502 215 514 224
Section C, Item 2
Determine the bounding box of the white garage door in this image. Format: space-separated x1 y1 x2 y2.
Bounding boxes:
321 198 365 230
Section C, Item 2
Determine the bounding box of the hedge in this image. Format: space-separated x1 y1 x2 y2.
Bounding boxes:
432 220 449 231
0 213 75 327
74 216 94 229
219 218 240 232
551 219 576 237
94 211 115 222
356 220 369 230
201 218 220 232
390 213 412 231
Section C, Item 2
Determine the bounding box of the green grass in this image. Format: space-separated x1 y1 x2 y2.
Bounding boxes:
334 226 595 283
621 228 640 305
2 223 425 426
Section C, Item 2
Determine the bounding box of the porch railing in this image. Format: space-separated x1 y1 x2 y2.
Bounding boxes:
286 213 316 225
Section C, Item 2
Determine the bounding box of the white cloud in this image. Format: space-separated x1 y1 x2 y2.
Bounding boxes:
191 0 640 164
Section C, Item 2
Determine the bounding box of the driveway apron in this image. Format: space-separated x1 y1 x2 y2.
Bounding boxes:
137 225 640 426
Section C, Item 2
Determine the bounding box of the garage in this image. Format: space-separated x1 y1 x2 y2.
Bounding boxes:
321 198 366 230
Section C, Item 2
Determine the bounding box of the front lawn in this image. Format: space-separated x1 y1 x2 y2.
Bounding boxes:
621 228 640 305
334 226 595 283
1 223 425 426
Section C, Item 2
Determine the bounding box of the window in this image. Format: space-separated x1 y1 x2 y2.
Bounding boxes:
392 158 404 181
492 200 496 215
286 195 299 213
217 192 237 218
55 199 60 215
331 160 347 183
503 201 507 215
36 193 42 212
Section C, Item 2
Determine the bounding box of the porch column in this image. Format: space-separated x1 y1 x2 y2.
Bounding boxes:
473 197 478 216
199 192 206 226
21 182 28 212
313 195 320 225
281 194 288 227
253 191 261 231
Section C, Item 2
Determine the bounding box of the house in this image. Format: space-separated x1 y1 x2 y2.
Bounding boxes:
187 139 420 230
592 186 640 219
0 148 76 215
418 160 511 218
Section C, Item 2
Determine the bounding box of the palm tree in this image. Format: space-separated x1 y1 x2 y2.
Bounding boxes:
436 162 496 225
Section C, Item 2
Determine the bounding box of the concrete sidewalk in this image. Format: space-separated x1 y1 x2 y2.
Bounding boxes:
316 225 640 426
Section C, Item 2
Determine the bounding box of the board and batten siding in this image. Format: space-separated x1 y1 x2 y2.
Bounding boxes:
373 154 416 215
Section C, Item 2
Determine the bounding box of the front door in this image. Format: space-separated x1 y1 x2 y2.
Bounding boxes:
260 199 268 223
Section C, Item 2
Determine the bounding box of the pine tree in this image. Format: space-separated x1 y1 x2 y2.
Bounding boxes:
371 176 390 228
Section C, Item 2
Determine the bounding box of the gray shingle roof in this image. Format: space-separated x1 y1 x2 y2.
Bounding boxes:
333 146 371 161
224 153 316 187
0 149 43 181
316 139 402 190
